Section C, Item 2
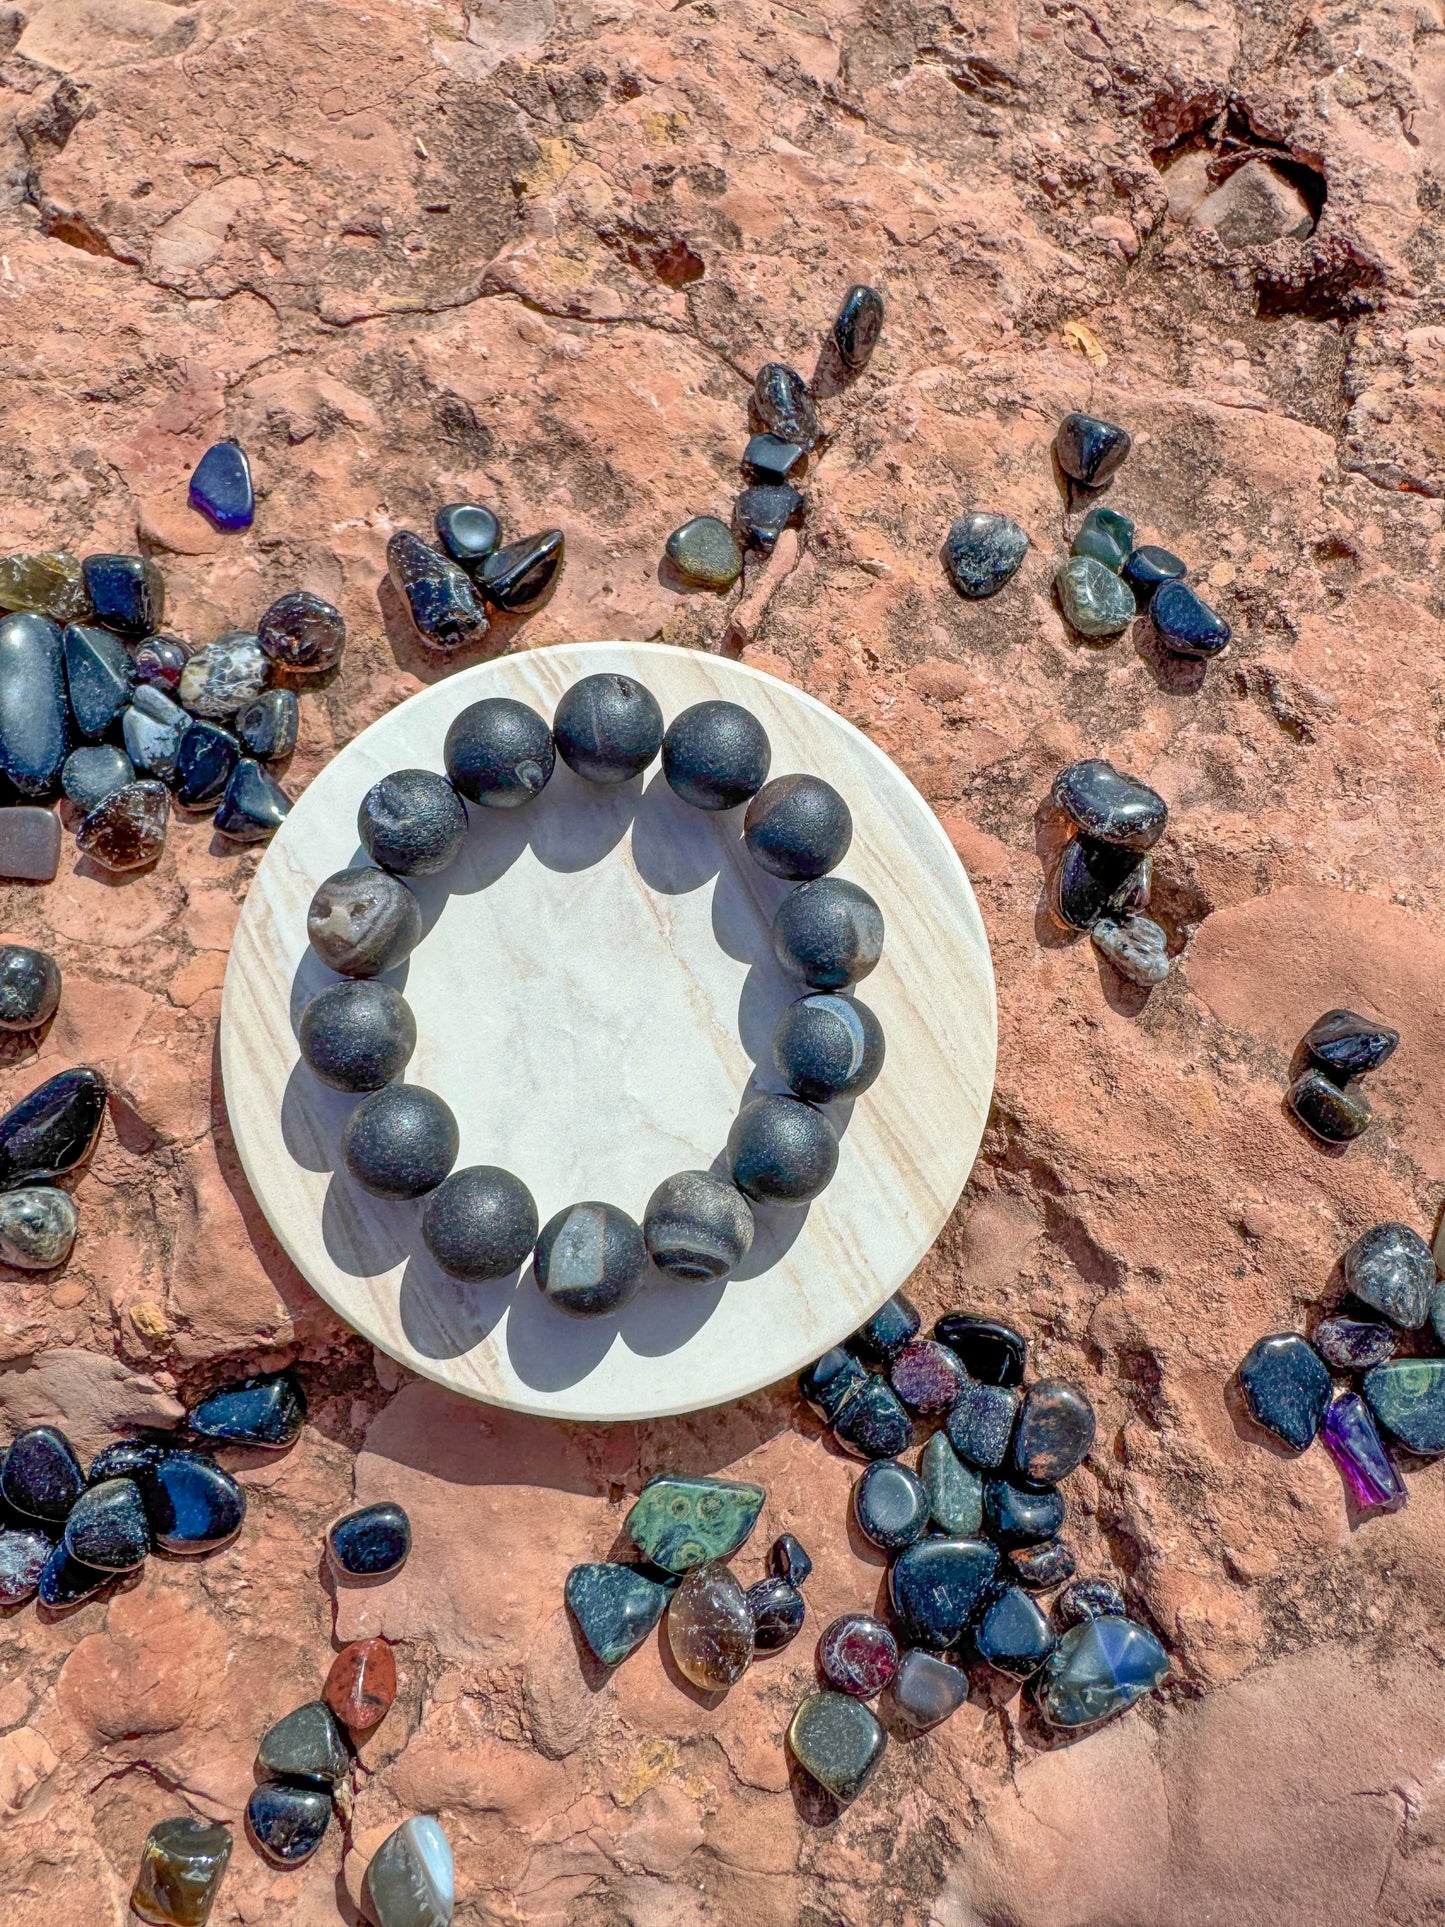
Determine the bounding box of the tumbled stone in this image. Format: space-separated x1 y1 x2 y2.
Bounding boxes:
1055 1577 1127 1626
1013 1380 1096 1483
625 1474 764 1574
0 612 67 797
77 780 169 872
480 529 565 611
1008 1538 1077 1590
734 483 804 552
235 688 298 762
886 1649 969 1735
788 1689 886 1804
141 1451 245 1554
662 512 739 585
134 636 189 692
179 634 268 719
1342 1221 1433 1329
387 531 489 652
435 503 501 569
214 757 290 842
890 1339 966 1415
81 553 163 640
246 1782 330 1869
889 1536 998 1647
0 552 90 623
62 1475 149 1569
122 684 189 778
257 1699 349 1786
309 867 422 978
565 1562 671 1667
1092 912 1171 987
130 1816 233 1927
850 1292 920 1364
1288 1068 1372 1142
934 1314 1026 1387
1055 412 1131 487
1122 545 1187 599
324 1636 398 1730
0 1525 52 1603
1052 759 1167 850
173 722 241 809
329 1501 410 1576
818 1611 899 1696
743 433 805 482
853 1458 931 1551
0 805 61 881
1070 505 1134 572
975 1585 1056 1678
189 441 254 532
1054 834 1147 931
1150 579 1231 658
833 283 884 370
1238 1332 1331 1449
37 1540 109 1607
945 1378 1020 1469
366 1815 455 1927
1 1424 83 1521
536 1200 649 1315
0 943 59 1030
753 361 818 446
769 1532 812 1585
62 743 134 813
0 1066 107 1186
667 1560 754 1688
1313 1315 1396 1370
188 1371 306 1449
831 1376 914 1460
1302 1007 1398 1083
88 1439 169 1485
919 1430 983 1536
799 1346 867 1420
62 622 134 738
643 1168 754 1281
258 589 345 673
943 511 1029 599
1036 1615 1168 1728
1363 1359 1445 1455
1322 1392 1406 1511
746 1576 806 1650
1055 556 1137 637
985 1478 1066 1548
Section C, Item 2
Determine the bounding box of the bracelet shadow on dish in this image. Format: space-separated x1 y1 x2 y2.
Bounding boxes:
279 760 861 1394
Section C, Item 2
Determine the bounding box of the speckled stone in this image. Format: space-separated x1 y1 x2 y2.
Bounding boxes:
934 1314 1026 1387
1008 1539 1077 1590
664 517 744 591
945 1378 1020 1470
173 721 241 810
1053 835 1147 931
0 1066 107 1187
818 1612 899 1696
833 283 884 370
435 502 501 569
772 878 884 988
625 1474 765 1574
974 1585 1056 1678
298 979 415 1092
1070 505 1134 572
256 1700 349 1787
727 1093 838 1204
235 688 298 762
213 758 290 843
187 1371 306 1450
479 529 565 611
444 697 555 809
1013 1380 1096 1483
746 1576 807 1650
358 769 468 875
1092 912 1171 987
772 993 884 1104
308 866 423 977
1150 579 1231 658
1055 556 1137 637
130 1816 233 1927
889 1536 998 1647
744 774 852 879
553 673 663 784
643 1169 754 1282
1051 759 1167 850
852 1459 930 1551
188 441 253 531
1342 1221 1433 1329
387 530 489 652
62 744 134 812
890 1340 967 1416
62 622 135 737
1287 1069 1372 1142
62 1476 149 1570
0 1525 52 1604
37 1540 109 1607
667 1560 755 1688
943 511 1029 599
422 1165 539 1281
246 1783 331 1869
1363 1359 1445 1455
1238 1332 1331 1449
1055 1577 1127 1626
324 1637 398 1730
178 633 268 719
0 552 91 623
919 1430 983 1536
1312 1315 1396 1370
831 1377 915 1460
257 589 345 673
734 483 804 552
984 1476 1066 1547
850 1295 924 1362
0 1185 77 1268
0 944 60 1031
788 1690 886 1803
122 684 189 779
662 700 770 810
1 1424 84 1521
81 553 163 639
365 1816 455 1927
566 1562 673 1666
342 1083 459 1199
886 1649 969 1735
536 1200 649 1317
743 434 805 482
0 612 67 797
752 361 818 447
1055 412 1131 487
1302 1007 1399 1082
328 1501 411 1577
140 1451 245 1554
77 779 169 871
1035 1615 1168 1728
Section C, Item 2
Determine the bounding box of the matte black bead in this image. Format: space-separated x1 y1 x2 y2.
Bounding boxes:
256 1700 349 1786
341 1084 459 1199
0 944 60 1031
1343 1222 1433 1329
1287 1069 1372 1142
1122 545 1187 598
1150 579 1230 659
235 688 298 762
769 1532 812 1585
984 1476 1065 1547
553 673 663 785
0 1066 107 1187
773 993 884 1103
849 1292 920 1365
37 1541 109 1606
727 1093 838 1204
213 757 290 843
643 1169 754 1282
661 700 770 811
853 1458 930 1551
435 502 501 568
1312 1315 1396 1370
888 1536 998 1648
1051 759 1167 851
832 283 884 371
62 744 134 813
0 613 67 798
307 867 422 978
257 589 346 673
1007 1539 1077 1590
746 1575 807 1649
743 434 804 482
1 1425 84 1522
247 1782 331 1868
1302 1008 1399 1083
62 1477 149 1570
744 774 852 880
734 483 803 553
329 1501 410 1577
830 1377 913 1459
1238 1332 1331 1449
1055 1577 1126 1626
974 1585 1055 1678
173 721 240 809
422 1165 539 1281
80 554 164 639
945 1378 1020 1470
444 697 555 809
535 1201 648 1316
358 768 468 874
1053 834 1147 931
188 1372 306 1450
798 1346 867 1420
387 530 488 652
772 878 884 989
62 623 135 737
480 529 565 611
1055 412 1131 487
140 1450 246 1553
934 1314 1026 1388
752 362 818 447
1012 1381 1096 1484
298 980 416 1093
943 512 1029 600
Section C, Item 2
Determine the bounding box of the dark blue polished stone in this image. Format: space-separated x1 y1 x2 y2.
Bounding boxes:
0 613 67 797
1 1424 84 1522
62 744 134 813
480 530 565 612
746 1575 806 1650
80 554 164 640
214 756 290 842
87 1438 169 1485
1122 545 1187 599
188 1372 306 1450
62 1477 149 1570
975 1585 1056 1678
984 1477 1065 1547
1238 1332 1331 1450
62 624 134 738
799 1347 868 1420
329 1501 410 1577
140 1451 246 1554
37 1540 109 1607
743 434 804 482
1054 835 1148 931
833 284 884 371
1303 1008 1398 1083
769 1532 812 1586
934 1315 1026 1387
235 688 298 763
945 1378 1020 1470
1055 1577 1127 1626
121 684 187 779
1035 1614 1168 1728
246 1782 331 1868
734 484 804 553
189 441 254 531
831 1376 914 1460
849 1293 920 1366
853 1458 930 1552
888 1535 998 1648
565 1561 672 1667
174 721 241 809
435 502 501 569
1150 579 1230 659
1055 412 1131 488
0 1066 107 1188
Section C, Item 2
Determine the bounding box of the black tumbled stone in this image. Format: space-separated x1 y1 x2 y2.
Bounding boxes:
247 1782 331 1868
984 1477 1065 1547
80 554 164 640
1302 1008 1399 1083
37 1541 109 1607
752 362 817 447
1150 579 1231 659
744 774 852 880
329 1501 410 1577
853 1458 930 1551
444 697 555 809
1051 759 1167 852
773 878 884 989
358 768 468 874
799 1346 868 1420
832 283 884 371
88 1439 169 1485
943 512 1029 600
728 1093 838 1204
213 757 290 843
235 688 298 762
1342 1222 1433 1330
934 1314 1026 1388
480 529 565 611
769 1532 812 1585
62 744 134 813
62 622 135 737
341 1083 459 1199
1122 546 1187 599
0 944 60 1031
1012 1381 1096 1484
746 1575 807 1650
1288 1069 1372 1142
258 589 346 673
1055 1577 1127 1626
886 1649 970 1735
298 980 416 1092
734 483 804 552
256 1700 349 1786
435 502 501 569
1007 1539 1077 1590
188 1372 306 1450
535 1200 649 1317
139 1450 245 1553
387 530 488 651
1053 834 1147 931
1 1425 84 1522
945 1378 1020 1470
974 1585 1056 1678
1238 1332 1331 1450
1055 412 1131 487
831 1377 913 1460
888 1536 998 1648
850 1293 920 1364
62 1477 149 1570
662 700 770 811
0 612 68 798
0 1066 107 1187
173 721 241 809
423 1165 539 1281
743 434 804 482
553 673 663 785
1312 1315 1396 1371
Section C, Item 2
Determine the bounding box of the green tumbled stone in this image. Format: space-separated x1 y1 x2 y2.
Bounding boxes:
565 1562 672 1666
256 1700 349 1787
666 516 744 591
1055 556 1137 638
1071 506 1135 573
0 551 91 624
919 1430 982 1536
788 1689 887 1803
625 1474 765 1574
1035 1615 1168 1729
1363 1359 1445 1455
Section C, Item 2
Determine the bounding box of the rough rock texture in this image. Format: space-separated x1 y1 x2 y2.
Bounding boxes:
0 0 1444 1921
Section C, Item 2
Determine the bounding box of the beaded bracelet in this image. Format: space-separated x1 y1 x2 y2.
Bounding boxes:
295 674 886 1319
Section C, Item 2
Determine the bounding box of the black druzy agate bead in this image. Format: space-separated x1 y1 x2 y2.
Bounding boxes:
849 1291 920 1365
643 1169 754 1282
1302 1008 1398 1083
832 284 885 372
1012 1381 1096 1484
1150 579 1230 659
852 1458 930 1552
258 589 346 674
188 1371 306 1450
445 696 555 809
984 1476 1065 1547
299 980 416 1093
662 700 771 811
422 1165 539 1281
1053 835 1146 931
358 769 468 875
81 553 163 640
0 944 60 1032
773 993 883 1104
752 362 818 448
386 530 488 652
974 1586 1055 1679
247 1782 331 1869
1055 412 1131 488
934 1314 1026 1387
831 1377 913 1459
307 867 422 978
435 502 501 569
744 775 852 880
727 1093 838 1205
1051 760 1167 852
329 1501 411 1577
746 1575 807 1650
341 1084 459 1200
2 1425 84 1522
1238 1332 1331 1449
0 1066 107 1187
480 529 565 611
535 1201 649 1317
553 673 664 785
773 878 884 989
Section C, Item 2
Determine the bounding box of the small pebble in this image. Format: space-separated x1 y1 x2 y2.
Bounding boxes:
178 633 268 719
189 441 254 531
662 700 770 810
945 1377 1020 1469
1238 1332 1331 1449
743 434 804 482
444 697 555 809
88 1439 168 1485
479 529 565 611
788 1690 886 1804
422 1165 538 1281
0 552 90 623
435 502 501 569
886 1649 969 1735
1055 412 1131 488
1322 1391 1407 1511
1013 1380 1096 1483
342 1083 459 1199
1149 579 1230 659
734 483 803 552
744 774 852 880
329 1501 411 1577
890 1339 966 1415
173 721 241 809
235 688 298 762
257 589 346 673
0 805 61 882
122 683 189 779
889 1535 998 1647
535 1200 649 1316
325 1636 398 1729
1302 1007 1398 1083
833 284 885 370
798 1346 867 1419
0 1185 77 1268
387 531 489 652
565 1562 671 1666
919 1430 983 1536
1342 1222 1433 1330
1092 912 1170 987
213 757 290 843
1036 1616 1168 1728
667 1560 754 1688
188 1371 306 1450
727 1093 838 1204
553 673 663 785
1312 1315 1396 1371
746 1575 807 1650
307 866 423 978
1007 1538 1077 1589
1055 1577 1127 1626
852 1458 930 1551
1121 545 1187 599
1070 505 1134 572
1053 834 1147 931
1051 759 1167 850
246 1783 331 1869
984 1476 1065 1546
256 1700 349 1787
62 1477 150 1570
62 744 134 813
0 1065 107 1187
358 768 468 875
934 1313 1026 1386
142 1451 246 1554
1362 1360 1445 1456
943 511 1028 599
365 1815 455 1927
62 622 134 737
1 1424 84 1521
665 517 744 591
626 1474 764 1573
37 1541 110 1607
298 979 416 1092
1287 1068 1372 1142
130 1816 233 1927
817 1612 899 1696
643 1169 754 1282
0 611 67 796
769 1533 812 1585
830 1377 914 1460
753 362 818 447
134 635 189 692
0 943 60 1030
773 993 884 1103
772 878 884 989
974 1585 1056 1678
81 553 163 639
78 779 169 871
1055 556 1136 638
0 1525 52 1604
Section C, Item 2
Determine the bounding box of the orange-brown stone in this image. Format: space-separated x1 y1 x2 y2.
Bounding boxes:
323 1638 397 1732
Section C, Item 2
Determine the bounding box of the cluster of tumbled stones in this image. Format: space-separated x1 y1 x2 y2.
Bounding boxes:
1046 759 1173 989
1285 1005 1399 1145
1238 1216 1445 1513
299 676 886 1312
665 285 884 592
387 500 564 653
0 946 103 1271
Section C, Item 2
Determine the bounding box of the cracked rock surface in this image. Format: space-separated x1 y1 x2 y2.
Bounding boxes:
1 0 1445 1920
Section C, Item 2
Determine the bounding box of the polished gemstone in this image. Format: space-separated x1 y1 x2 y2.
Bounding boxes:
1055 1577 1127 1626
1055 556 1136 637
985 1477 1065 1547
0 1525 52 1603
37 1540 109 1606
173 721 241 809
747 1575 807 1650
213 757 290 841
435 502 501 568
1055 412 1131 487
329 1501 410 1577
1070 505 1134 572
1007 1538 1077 1590
422 1164 538 1281
444 697 555 810
0 1066 107 1187
1302 1007 1398 1083
1363 1359 1445 1455
1092 912 1170 987
480 529 565 611
62 622 134 737
308 867 422 978
387 530 489 652
81 553 163 640
122 684 189 778
745 774 851 880
1313 1315 1395 1370
62 1476 149 1569
246 1782 330 1868
324 1636 398 1729
188 1371 306 1449
0 805 61 880
189 441 254 531
235 688 298 762
2 1424 84 1521
727 1093 838 1205
536 1200 649 1316
0 551 90 623
625 1474 765 1574
798 1346 868 1419
77 780 169 871
943 511 1028 599
366 1815 454 1927
743 434 805 482
342 1084 459 1200
772 993 883 1104
258 589 346 673
0 1183 76 1268
665 516 743 591
0 944 59 1030
1013 1381 1096 1483
833 283 884 370
89 1438 169 1484
945 1378 1020 1469
788 1690 885 1803
257 1699 349 1786
565 1562 672 1666
1053 835 1146 931
62 743 134 812
1287 1069 1371 1142
975 1585 1056 1678
130 1815 233 1926
773 878 885 989
179 634 267 719
1051 759 1167 851
734 483 804 552
934 1314 1026 1387
359 768 468 874
0 612 67 796
1122 545 1187 598
643 1169 754 1282
662 700 770 810
919 1430 983 1536
890 1340 967 1416
831 1377 915 1460
1238 1332 1331 1449
553 673 664 785
818 1611 898 1695
886 1648 969 1735
134 636 189 692
1342 1222 1432 1329
769 1532 812 1585
1035 1615 1168 1728
667 1560 755 1688
1150 579 1230 658
889 1536 998 1647
853 1458 930 1551
752 362 817 447
141 1451 245 1554
1322 1392 1406 1511
849 1292 920 1365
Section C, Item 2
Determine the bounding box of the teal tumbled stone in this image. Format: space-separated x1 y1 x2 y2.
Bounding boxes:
624 1474 765 1574
1055 556 1137 638
565 1562 672 1666
1070 506 1135 573
1363 1359 1445 1455
919 1431 983 1536
788 1689 887 1803
1035 1615 1168 1728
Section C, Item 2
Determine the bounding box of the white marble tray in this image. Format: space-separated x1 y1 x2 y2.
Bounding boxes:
220 641 996 1420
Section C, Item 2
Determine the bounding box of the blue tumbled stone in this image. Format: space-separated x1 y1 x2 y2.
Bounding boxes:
1035 1614 1168 1728
831 1377 914 1460
80 554 164 640
974 1585 1056 1679
62 744 135 813
37 1539 110 1607
62 624 135 739
139 1450 246 1554
188 1371 306 1450
799 1346 867 1420
1150 579 1230 659
214 757 290 843
1238 1332 1331 1450
888 1535 998 1648
983 1477 1065 1547
189 441 254 531
328 1501 410 1577
174 721 241 809
122 684 188 779
850 1293 920 1365
565 1561 672 1666
852 1458 930 1552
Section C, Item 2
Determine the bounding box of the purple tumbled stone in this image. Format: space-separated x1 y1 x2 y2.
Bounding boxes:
1321 1393 1406 1513
890 1339 967 1415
